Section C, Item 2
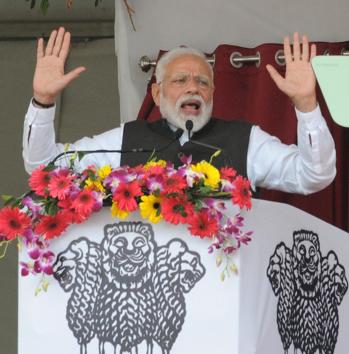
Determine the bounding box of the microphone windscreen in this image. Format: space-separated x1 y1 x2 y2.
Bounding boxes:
185 120 194 132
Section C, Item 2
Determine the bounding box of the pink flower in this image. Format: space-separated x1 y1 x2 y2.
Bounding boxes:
71 189 102 218
48 169 74 200
146 175 164 193
29 165 51 196
34 251 55 275
22 196 41 218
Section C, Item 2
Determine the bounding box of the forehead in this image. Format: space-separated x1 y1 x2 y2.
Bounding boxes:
165 54 212 78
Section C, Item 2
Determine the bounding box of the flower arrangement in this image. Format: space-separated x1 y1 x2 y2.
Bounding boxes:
0 154 252 292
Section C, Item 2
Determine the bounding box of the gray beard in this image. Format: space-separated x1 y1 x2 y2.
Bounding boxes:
159 93 213 133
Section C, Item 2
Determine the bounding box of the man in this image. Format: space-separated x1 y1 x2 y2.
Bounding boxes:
23 27 336 194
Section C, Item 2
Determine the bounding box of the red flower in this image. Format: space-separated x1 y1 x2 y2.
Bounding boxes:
187 210 219 238
35 212 70 240
58 198 87 224
220 167 237 182
146 165 165 176
48 170 73 200
113 181 142 212
71 189 97 217
231 176 252 209
29 165 51 196
0 207 31 240
161 196 193 224
163 173 187 194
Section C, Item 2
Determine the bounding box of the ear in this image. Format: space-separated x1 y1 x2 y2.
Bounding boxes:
151 82 161 107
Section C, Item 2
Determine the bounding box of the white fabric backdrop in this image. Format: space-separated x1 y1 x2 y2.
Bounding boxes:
114 0 349 123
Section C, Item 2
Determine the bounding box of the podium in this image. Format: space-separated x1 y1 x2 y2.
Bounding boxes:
18 199 349 354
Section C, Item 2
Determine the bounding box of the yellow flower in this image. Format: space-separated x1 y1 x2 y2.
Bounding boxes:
85 178 105 193
98 165 112 180
144 160 167 169
139 195 162 223
111 201 129 219
191 161 220 188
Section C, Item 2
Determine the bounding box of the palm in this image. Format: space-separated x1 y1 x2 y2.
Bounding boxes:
266 33 317 112
33 28 85 104
283 60 316 100
34 56 66 99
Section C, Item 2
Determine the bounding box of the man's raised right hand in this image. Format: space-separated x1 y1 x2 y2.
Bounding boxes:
33 27 86 105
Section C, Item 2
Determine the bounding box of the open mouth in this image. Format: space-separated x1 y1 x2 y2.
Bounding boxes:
180 99 202 115
54 267 72 285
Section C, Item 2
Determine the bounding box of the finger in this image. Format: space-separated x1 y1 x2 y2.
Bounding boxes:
37 38 44 60
283 36 292 64
292 32 301 61
45 29 58 56
59 32 71 62
310 43 317 59
52 27 65 56
60 67 86 87
301 35 309 62
266 64 285 91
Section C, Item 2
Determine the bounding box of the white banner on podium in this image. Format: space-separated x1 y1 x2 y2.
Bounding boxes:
18 199 349 354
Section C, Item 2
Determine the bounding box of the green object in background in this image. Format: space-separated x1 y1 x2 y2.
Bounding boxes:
312 55 349 128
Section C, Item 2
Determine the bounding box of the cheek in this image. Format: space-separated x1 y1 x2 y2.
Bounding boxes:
201 90 213 104
163 86 184 104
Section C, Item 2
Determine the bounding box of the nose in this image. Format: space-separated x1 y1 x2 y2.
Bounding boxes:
185 76 200 94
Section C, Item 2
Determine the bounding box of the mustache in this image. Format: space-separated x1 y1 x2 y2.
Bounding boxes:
175 94 205 111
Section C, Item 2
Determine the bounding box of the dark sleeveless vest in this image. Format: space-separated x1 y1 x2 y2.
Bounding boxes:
120 118 252 178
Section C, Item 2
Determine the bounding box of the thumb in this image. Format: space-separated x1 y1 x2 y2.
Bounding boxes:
60 66 86 88
266 64 285 91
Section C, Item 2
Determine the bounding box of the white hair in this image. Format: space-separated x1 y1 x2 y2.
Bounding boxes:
155 47 213 84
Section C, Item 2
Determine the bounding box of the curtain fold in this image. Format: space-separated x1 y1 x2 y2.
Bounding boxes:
137 41 349 231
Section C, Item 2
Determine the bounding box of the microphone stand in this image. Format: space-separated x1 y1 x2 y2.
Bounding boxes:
50 128 184 166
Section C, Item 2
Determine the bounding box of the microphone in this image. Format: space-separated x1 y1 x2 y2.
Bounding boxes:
185 119 193 140
185 119 222 152
50 128 184 165
184 119 234 167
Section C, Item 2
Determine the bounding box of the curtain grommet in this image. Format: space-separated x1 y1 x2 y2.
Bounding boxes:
255 51 261 68
275 49 285 66
230 52 244 68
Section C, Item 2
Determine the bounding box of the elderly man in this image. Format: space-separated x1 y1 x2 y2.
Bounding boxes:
23 27 336 194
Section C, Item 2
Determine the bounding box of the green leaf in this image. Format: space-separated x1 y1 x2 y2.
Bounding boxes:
209 149 222 164
77 151 86 162
43 163 56 172
44 200 58 216
0 241 10 260
40 0 49 15
42 279 49 292
1 195 15 205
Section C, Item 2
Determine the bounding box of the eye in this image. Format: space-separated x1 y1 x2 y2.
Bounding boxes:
133 237 146 248
172 76 187 85
114 237 126 248
299 245 305 255
196 76 210 88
